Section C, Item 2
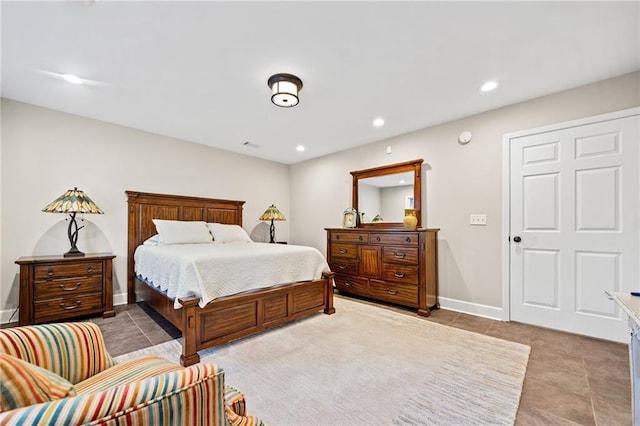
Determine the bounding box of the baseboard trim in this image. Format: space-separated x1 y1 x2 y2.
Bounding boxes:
439 297 503 320
3 294 502 325
0 307 20 325
1 292 130 326
113 292 128 307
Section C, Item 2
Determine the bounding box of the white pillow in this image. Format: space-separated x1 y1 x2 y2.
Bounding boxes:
207 223 253 243
152 220 213 244
143 234 161 246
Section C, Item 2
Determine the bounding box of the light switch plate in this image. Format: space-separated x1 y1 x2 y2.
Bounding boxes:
470 214 487 225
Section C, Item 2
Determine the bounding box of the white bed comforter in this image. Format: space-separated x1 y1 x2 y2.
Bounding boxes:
134 242 330 308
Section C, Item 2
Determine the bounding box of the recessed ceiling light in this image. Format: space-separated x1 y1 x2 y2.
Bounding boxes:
62 74 83 85
373 118 385 127
480 81 498 92
296 145 305 152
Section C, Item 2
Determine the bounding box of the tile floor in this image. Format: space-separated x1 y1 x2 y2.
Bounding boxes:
21 294 635 425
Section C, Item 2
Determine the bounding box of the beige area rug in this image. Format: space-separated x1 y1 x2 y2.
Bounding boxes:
116 298 530 425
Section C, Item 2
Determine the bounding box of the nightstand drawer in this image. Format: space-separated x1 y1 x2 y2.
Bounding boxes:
34 294 104 323
34 276 103 300
382 246 419 265
34 261 103 280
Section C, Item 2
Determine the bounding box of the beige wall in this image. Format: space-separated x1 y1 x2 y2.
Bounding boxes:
290 71 640 316
0 100 290 320
2 71 638 322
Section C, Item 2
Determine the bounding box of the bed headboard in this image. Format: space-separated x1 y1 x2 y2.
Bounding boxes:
126 190 245 304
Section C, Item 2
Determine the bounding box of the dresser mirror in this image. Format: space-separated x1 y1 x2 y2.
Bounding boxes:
351 159 423 228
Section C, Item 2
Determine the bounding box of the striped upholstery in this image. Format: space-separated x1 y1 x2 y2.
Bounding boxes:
0 322 264 425
0 353 75 410
76 356 182 394
225 386 247 416
0 322 115 384
0 364 226 425
224 386 264 426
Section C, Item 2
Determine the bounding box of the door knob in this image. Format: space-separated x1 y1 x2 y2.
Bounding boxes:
513 236 522 243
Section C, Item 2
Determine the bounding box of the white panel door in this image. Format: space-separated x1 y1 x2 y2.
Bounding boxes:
509 111 639 342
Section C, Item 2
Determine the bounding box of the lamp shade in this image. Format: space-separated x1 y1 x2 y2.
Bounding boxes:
259 204 286 221
42 187 104 214
268 73 303 108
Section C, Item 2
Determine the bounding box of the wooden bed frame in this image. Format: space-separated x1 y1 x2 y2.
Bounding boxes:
126 191 335 366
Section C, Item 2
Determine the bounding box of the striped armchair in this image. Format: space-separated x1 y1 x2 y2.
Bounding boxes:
0 322 263 426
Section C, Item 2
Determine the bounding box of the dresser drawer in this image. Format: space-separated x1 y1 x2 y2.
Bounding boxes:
331 243 358 259
34 261 103 280
34 294 104 323
369 280 418 307
330 260 357 275
382 246 419 265
330 232 368 243
334 274 368 294
34 276 103 300
382 264 419 284
370 233 419 246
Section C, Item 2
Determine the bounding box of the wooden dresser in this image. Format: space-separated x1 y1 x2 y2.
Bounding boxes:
326 228 439 316
15 253 116 326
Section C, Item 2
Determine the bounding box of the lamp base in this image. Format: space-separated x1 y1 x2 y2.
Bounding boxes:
64 247 85 257
64 212 85 257
269 220 276 243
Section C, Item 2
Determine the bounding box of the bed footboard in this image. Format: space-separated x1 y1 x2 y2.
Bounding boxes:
177 272 335 366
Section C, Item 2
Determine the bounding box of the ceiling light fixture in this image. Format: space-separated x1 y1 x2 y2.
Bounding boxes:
268 73 303 107
296 145 305 152
480 81 498 92
373 118 385 127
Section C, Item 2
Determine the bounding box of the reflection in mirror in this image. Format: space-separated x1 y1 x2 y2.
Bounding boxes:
351 159 423 229
358 172 414 223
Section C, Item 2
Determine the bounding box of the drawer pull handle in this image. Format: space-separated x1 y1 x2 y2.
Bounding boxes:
47 268 54 276
405 237 411 243
386 288 398 295
344 281 353 287
339 249 348 254
358 236 363 241
338 264 347 270
59 283 81 291
60 301 81 310
376 236 381 242
393 252 406 259
336 235 341 240
86 266 93 273
394 272 406 278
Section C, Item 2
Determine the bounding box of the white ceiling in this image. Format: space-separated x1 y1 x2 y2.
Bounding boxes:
2 1 639 165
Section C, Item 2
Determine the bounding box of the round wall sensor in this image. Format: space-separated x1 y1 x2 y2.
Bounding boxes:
458 131 473 144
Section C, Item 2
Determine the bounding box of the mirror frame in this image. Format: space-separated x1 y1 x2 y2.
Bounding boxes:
351 158 423 229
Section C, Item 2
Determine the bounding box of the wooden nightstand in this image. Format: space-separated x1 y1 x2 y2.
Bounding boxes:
15 253 116 326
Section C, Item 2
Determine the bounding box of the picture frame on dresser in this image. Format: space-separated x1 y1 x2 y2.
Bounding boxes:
343 208 357 228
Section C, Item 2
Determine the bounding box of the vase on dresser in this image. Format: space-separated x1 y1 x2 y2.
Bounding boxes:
403 208 418 230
